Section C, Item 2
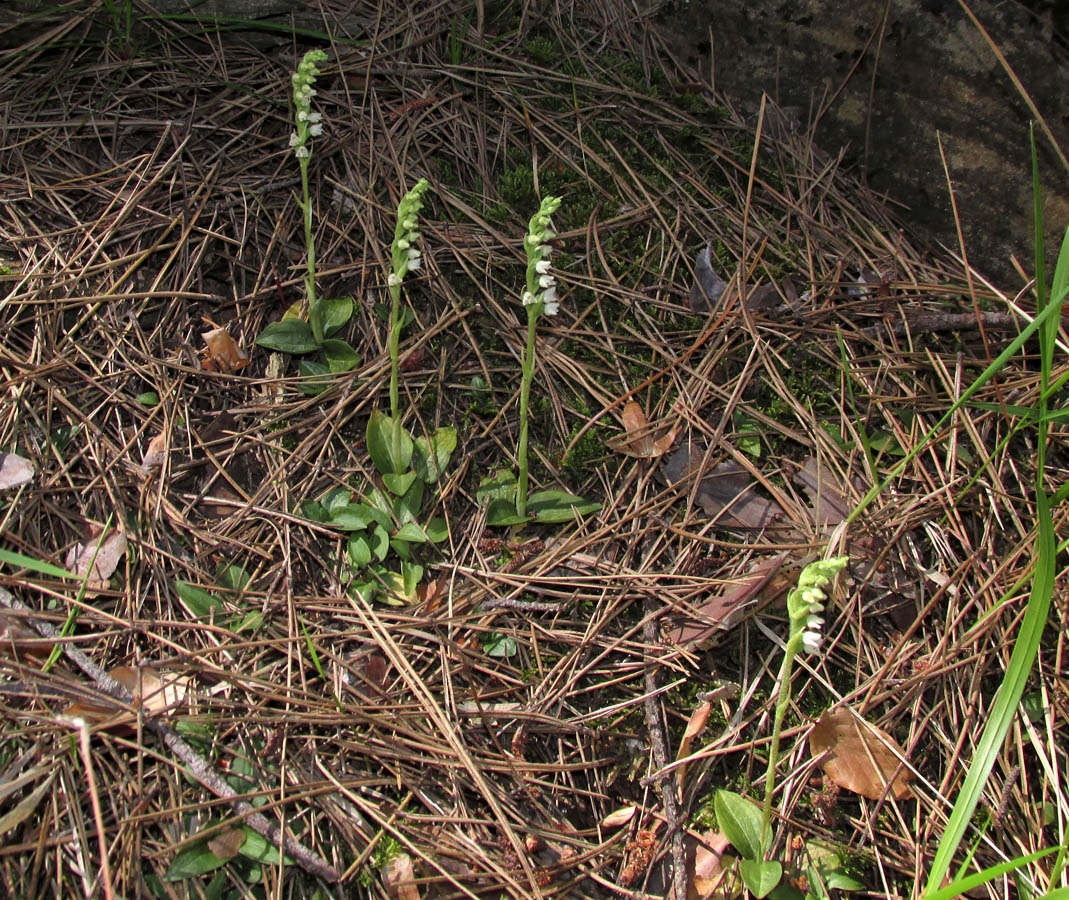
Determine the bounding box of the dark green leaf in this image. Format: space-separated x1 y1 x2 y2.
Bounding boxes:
256 319 319 354
348 534 372 567
175 580 223 618
383 471 418 496
715 789 765 859
394 522 429 543
401 561 423 596
301 500 330 523
369 523 390 561
477 470 517 505
316 296 353 337
354 502 392 531
164 842 229 880
483 633 517 658
739 859 782 898
135 391 159 406
413 427 458 482
394 478 425 524
296 359 331 395
366 410 413 476
238 828 292 865
322 487 350 514
424 517 448 542
528 490 600 523
390 538 411 561
216 563 251 595
321 339 359 373
328 505 373 531
486 498 527 526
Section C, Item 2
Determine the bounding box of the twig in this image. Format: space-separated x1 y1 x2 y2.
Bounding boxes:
642 595 687 900
0 587 340 884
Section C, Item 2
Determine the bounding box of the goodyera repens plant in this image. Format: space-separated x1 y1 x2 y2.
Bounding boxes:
385 179 430 471
762 556 850 843
478 196 599 527
256 49 359 389
290 48 326 319
517 195 562 516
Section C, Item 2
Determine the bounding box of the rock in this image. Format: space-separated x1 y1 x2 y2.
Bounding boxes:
656 0 1069 286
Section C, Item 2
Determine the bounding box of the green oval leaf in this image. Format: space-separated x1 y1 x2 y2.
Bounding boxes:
413 426 458 482
175 580 223 618
714 789 764 859
739 859 782 899
424 516 448 543
322 339 359 373
366 410 413 476
486 498 528 526
383 471 418 496
393 478 425 524
296 359 331 395
477 470 517 505
528 490 600 523
369 523 390 561
394 521 429 543
348 534 372 567
256 319 319 354
329 504 373 531
164 842 229 880
317 296 354 337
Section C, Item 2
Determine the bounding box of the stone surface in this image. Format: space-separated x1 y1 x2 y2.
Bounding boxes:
655 0 1069 286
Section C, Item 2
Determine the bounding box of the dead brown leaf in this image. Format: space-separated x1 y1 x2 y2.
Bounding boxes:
65 665 190 730
690 830 733 900
601 805 637 829
140 432 168 474
65 526 127 589
664 445 783 529
207 827 246 860
383 851 421 900
0 610 52 662
791 456 858 528
809 707 914 800
0 453 34 490
200 319 250 373
665 553 789 647
609 401 678 458
676 701 711 791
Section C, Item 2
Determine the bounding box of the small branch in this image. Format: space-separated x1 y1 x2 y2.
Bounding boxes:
0 588 340 884
642 596 687 900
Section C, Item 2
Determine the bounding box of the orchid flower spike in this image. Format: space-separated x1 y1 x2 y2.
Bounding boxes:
524 195 562 317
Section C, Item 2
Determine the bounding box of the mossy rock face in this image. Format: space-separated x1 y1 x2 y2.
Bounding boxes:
656 0 1069 286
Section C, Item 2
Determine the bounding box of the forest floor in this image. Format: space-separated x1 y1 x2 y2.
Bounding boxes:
0 2 1065 899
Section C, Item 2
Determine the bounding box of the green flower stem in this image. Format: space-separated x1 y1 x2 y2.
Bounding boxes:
299 155 318 334
761 626 804 854
516 305 539 518
388 277 403 473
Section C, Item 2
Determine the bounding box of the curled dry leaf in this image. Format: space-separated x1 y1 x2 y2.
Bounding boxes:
65 665 191 729
665 553 788 648
809 707 914 800
207 827 246 860
65 527 127 589
663 444 783 530
691 830 733 899
200 319 250 373
601 805 637 829
140 432 168 474
0 452 34 490
383 851 421 900
676 701 711 791
0 610 52 662
609 401 678 458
